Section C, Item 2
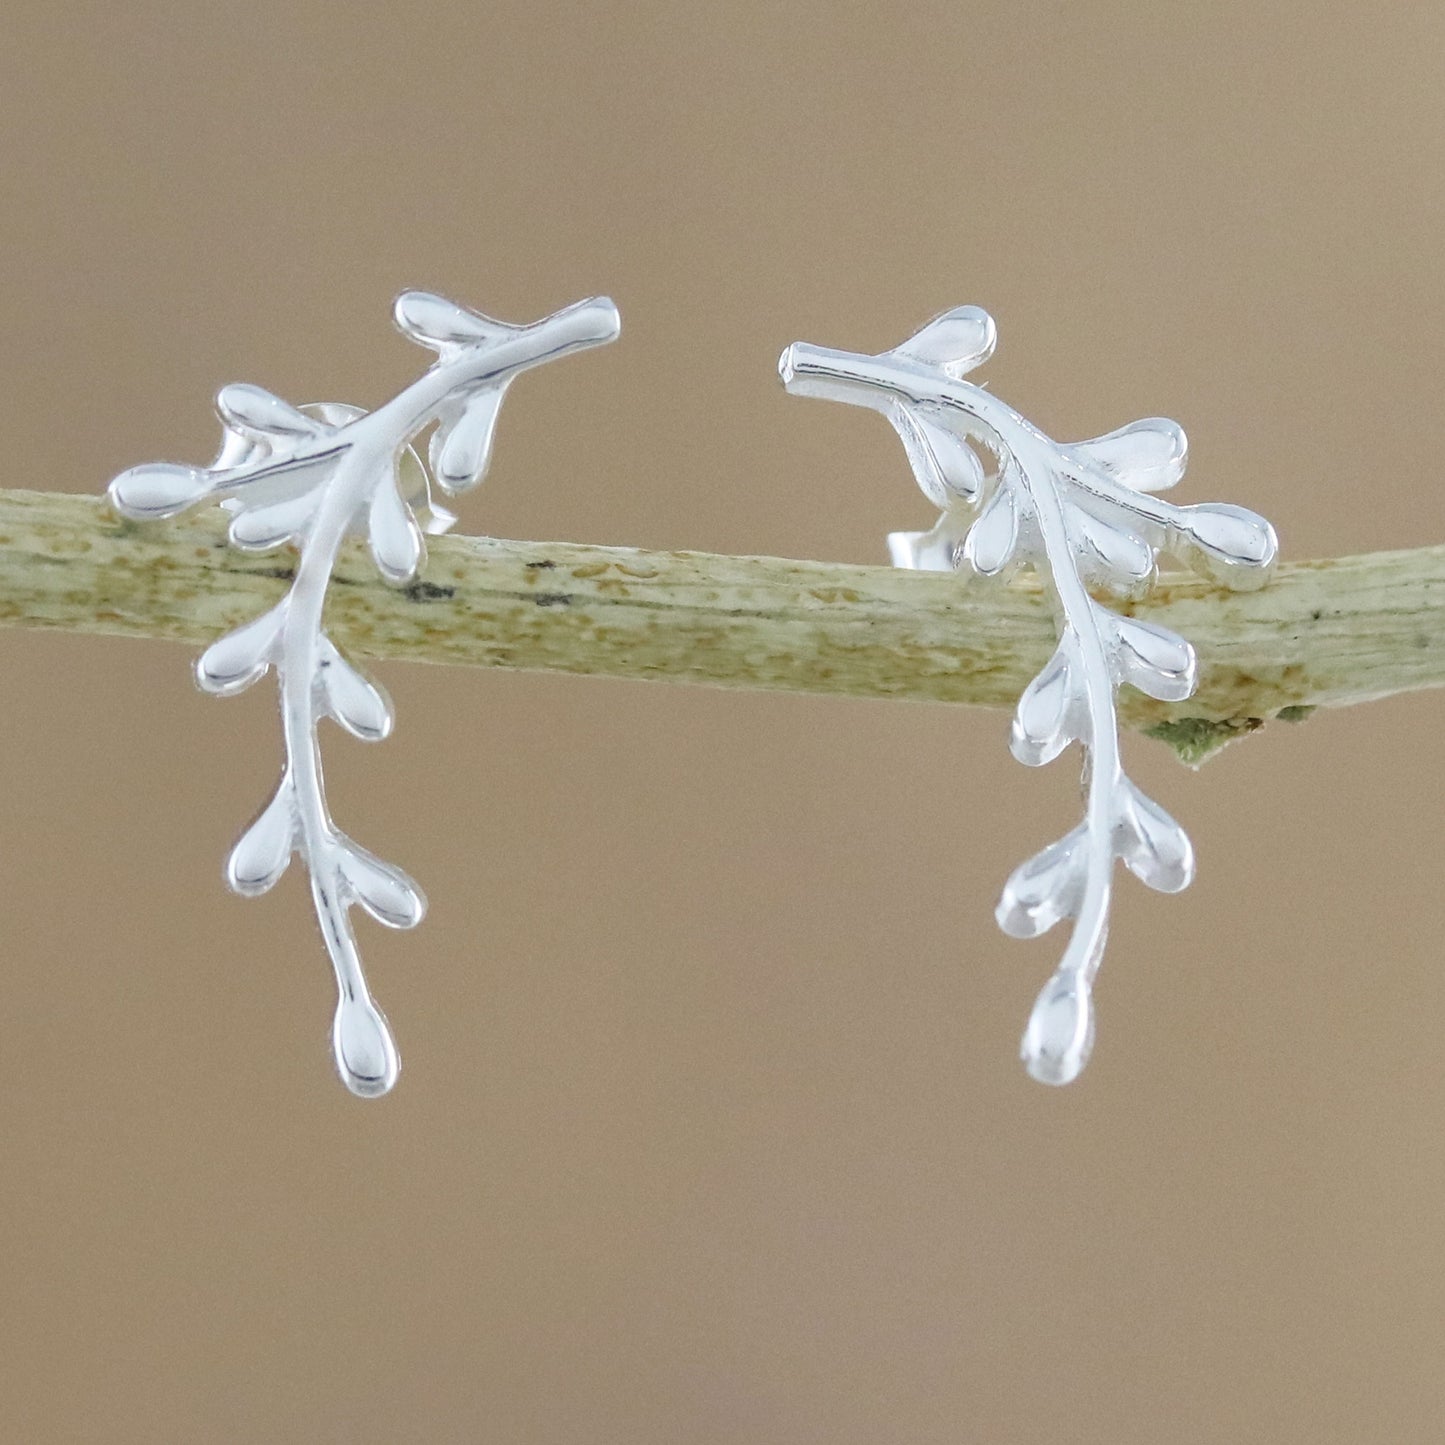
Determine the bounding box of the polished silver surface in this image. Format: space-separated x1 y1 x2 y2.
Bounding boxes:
109 293 621 1096
780 309 1278 1085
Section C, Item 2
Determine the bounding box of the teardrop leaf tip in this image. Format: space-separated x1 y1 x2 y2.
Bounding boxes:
333 997 399 1098
995 828 1086 939
1010 642 1079 768
1020 975 1095 1086
393 291 510 352
367 483 424 583
891 403 985 508
107 463 212 520
1180 504 1280 586
194 608 282 696
963 484 1020 576
223 782 295 897
339 844 426 929
894 307 997 378
320 644 394 742
1068 417 1188 494
431 387 504 494
216 383 321 442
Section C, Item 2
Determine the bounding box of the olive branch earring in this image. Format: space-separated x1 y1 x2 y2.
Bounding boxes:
780 308 1277 1085
107 291 621 1096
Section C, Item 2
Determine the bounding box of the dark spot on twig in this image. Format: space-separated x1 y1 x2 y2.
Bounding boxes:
249 565 296 581
533 592 572 607
403 580 455 603
525 559 557 570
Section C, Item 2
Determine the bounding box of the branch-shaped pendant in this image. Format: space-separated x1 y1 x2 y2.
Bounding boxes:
780 309 1277 1085
108 292 621 1096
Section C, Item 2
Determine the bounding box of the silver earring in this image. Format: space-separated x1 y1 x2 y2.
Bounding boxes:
108 291 620 1096
780 308 1277 1085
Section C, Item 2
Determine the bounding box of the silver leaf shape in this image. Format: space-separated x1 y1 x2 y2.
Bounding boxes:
962 484 1020 576
996 827 1087 939
890 306 997 378
194 605 284 696
216 384 324 442
1071 509 1154 590
1067 418 1187 494
1114 781 1194 894
225 779 296 897
889 402 985 507
339 843 426 929
1020 972 1095 1087
1110 614 1196 702
394 291 511 352
367 480 423 583
332 995 398 1100
1178 503 1279 586
317 641 393 742
431 385 506 494
108 463 213 520
1011 640 1082 767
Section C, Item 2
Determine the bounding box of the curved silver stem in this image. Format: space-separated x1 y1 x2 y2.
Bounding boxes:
781 308 1276 1085
279 477 399 1095
1015 437 1118 987
107 292 620 1097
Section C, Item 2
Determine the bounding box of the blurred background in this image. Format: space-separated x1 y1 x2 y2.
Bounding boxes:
2 2 1443 1440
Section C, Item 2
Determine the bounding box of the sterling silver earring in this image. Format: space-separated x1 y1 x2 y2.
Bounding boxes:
780 308 1277 1085
108 292 620 1096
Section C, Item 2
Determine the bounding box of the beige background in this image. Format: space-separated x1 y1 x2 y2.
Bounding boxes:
1 2 1443 1440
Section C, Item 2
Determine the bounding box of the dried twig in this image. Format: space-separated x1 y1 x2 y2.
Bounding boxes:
0 487 1438 755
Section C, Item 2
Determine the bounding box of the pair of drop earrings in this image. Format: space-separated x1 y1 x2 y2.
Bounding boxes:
107 290 1277 1099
